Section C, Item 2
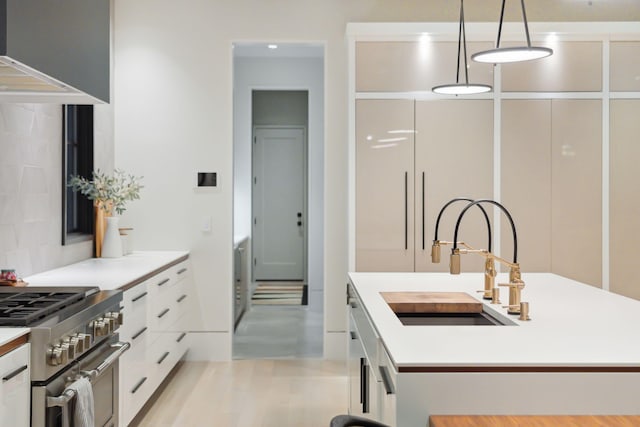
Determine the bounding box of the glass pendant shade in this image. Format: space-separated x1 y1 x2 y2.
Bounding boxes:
471 0 553 64
432 0 492 96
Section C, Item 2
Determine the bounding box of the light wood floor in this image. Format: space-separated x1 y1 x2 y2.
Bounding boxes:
132 359 348 427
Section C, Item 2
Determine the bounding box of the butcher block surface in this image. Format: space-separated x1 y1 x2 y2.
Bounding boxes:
380 291 482 314
429 415 640 427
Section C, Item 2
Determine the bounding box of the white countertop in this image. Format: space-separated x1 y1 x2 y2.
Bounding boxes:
25 251 189 291
349 272 640 369
0 328 29 348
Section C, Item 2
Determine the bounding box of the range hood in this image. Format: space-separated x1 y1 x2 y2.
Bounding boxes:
0 0 110 104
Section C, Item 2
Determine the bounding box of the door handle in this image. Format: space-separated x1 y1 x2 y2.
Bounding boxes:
297 212 302 218
422 171 425 251
297 221 302 226
404 171 408 251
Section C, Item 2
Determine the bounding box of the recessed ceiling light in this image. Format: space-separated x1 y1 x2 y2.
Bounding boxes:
268 44 278 49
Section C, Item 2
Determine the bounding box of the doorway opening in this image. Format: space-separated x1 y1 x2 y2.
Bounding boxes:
232 43 324 359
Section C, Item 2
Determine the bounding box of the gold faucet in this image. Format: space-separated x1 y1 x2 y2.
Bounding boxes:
431 198 493 299
446 199 530 316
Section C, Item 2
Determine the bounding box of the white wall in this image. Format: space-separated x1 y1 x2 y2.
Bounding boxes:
233 57 324 296
112 0 640 360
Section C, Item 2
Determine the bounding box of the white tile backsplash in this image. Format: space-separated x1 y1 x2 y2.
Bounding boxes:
0 103 104 278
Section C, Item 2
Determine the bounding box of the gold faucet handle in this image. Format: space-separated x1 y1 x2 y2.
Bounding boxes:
498 282 525 290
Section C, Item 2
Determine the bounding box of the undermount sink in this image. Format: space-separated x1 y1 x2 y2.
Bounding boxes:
395 311 512 326
380 291 516 326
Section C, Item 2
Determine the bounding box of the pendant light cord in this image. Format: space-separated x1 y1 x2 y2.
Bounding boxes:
496 0 534 49
462 0 470 85
455 0 470 86
520 0 532 48
455 0 463 84
496 0 506 49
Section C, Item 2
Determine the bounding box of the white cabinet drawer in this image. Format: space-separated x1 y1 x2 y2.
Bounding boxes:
0 343 30 427
123 283 149 317
147 269 175 300
170 260 191 284
121 370 150 427
147 332 179 389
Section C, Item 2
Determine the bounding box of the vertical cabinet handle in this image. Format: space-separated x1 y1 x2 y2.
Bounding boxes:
362 361 369 413
404 171 408 251
422 171 425 250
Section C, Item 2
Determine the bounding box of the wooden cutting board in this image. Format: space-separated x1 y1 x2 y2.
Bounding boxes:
380 292 482 314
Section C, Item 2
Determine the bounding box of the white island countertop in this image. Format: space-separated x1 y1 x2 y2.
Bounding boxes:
25 251 189 291
349 272 640 371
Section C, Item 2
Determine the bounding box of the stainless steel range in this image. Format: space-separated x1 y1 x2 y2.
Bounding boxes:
0 286 128 427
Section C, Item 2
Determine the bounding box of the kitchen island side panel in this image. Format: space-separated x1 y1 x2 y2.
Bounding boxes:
396 372 640 427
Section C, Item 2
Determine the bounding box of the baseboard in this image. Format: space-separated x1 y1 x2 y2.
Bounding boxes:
184 331 231 361
324 331 347 360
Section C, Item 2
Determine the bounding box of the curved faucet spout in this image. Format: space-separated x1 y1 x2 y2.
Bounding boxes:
452 199 518 264
431 197 492 263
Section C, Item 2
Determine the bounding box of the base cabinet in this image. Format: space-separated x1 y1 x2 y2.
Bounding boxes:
119 258 194 426
0 343 30 427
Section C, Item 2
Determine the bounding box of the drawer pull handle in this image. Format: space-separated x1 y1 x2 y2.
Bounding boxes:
131 327 147 340
131 291 148 302
131 377 147 394
177 268 188 275
157 278 170 287
157 351 170 365
177 294 187 303
177 332 187 343
2 365 27 382
158 308 170 319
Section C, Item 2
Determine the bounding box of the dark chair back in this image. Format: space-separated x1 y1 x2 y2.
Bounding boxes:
330 415 392 427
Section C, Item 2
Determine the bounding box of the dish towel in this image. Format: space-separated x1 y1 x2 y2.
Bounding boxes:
67 377 95 427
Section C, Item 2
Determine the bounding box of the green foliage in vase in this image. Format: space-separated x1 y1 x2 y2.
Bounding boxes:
68 169 143 215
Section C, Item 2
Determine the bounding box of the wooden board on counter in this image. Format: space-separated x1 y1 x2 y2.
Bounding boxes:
380 291 482 314
429 415 640 427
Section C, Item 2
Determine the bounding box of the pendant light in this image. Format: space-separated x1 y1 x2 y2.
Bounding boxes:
432 0 492 95
471 0 552 64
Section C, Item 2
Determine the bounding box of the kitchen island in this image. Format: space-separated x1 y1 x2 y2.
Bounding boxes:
348 272 640 427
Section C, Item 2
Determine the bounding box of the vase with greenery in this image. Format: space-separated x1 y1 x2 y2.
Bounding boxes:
68 169 143 257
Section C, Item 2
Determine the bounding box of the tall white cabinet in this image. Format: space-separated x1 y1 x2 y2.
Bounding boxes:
356 99 415 272
355 98 493 273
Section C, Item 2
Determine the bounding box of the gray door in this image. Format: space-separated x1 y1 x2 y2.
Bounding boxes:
252 127 306 280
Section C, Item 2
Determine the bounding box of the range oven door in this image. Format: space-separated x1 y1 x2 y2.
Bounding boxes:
32 334 130 427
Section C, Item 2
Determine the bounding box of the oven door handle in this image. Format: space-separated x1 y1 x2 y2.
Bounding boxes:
81 341 131 381
46 389 76 427
46 342 130 427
